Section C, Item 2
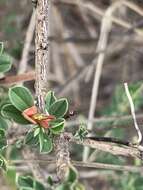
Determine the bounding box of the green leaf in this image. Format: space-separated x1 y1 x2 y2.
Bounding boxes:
0 116 8 130
9 86 34 111
1 104 30 124
49 118 65 134
74 125 88 141
48 99 68 118
41 136 53 153
4 166 17 189
45 91 57 112
55 183 72 190
25 131 39 146
39 132 53 153
34 127 40 137
0 129 7 150
0 97 11 110
74 183 85 190
0 155 7 171
34 181 45 190
0 53 12 73
0 42 4 55
16 175 34 189
39 130 44 152
47 176 53 186
66 166 78 184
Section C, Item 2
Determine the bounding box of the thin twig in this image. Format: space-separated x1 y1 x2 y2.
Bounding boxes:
122 0 143 17
56 0 143 38
51 8 65 84
66 113 143 129
77 0 97 38
72 161 143 173
67 133 142 160
0 72 59 85
11 159 143 173
18 10 36 75
53 6 85 68
124 83 142 144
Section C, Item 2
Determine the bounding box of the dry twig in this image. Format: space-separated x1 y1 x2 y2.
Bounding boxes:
18 10 36 75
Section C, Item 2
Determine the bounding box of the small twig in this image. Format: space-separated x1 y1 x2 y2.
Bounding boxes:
11 159 143 173
18 10 36 75
0 72 35 85
122 0 143 17
72 161 143 173
124 83 142 144
51 8 65 84
66 133 142 160
56 49 106 96
55 0 143 38
88 136 130 146
53 6 85 68
0 71 59 85
66 113 143 129
77 0 97 38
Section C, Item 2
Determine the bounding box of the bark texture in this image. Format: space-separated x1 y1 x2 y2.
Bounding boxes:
35 0 49 112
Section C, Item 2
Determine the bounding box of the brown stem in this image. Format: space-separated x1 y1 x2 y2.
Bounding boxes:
35 0 50 112
54 134 71 181
65 133 142 160
0 72 35 85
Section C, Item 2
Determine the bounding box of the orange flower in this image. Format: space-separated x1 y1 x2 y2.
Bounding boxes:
22 106 55 128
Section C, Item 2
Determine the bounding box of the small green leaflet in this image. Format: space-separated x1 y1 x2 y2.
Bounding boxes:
45 91 57 112
1 104 30 124
38 130 53 153
49 118 65 134
48 99 68 118
0 53 12 73
9 86 34 111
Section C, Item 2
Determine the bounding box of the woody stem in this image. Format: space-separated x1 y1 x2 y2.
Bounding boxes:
35 0 50 113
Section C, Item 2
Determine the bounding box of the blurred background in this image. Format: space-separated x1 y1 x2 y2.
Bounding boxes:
1 0 143 189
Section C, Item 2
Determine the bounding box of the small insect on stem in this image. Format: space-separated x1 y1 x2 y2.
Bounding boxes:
64 110 77 119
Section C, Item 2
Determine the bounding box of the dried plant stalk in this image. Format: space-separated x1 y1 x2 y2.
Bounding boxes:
35 0 50 112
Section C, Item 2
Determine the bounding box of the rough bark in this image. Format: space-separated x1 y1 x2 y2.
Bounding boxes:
35 0 50 112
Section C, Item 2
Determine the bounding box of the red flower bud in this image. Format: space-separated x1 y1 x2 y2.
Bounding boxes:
37 115 55 129
22 106 38 124
22 106 55 128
